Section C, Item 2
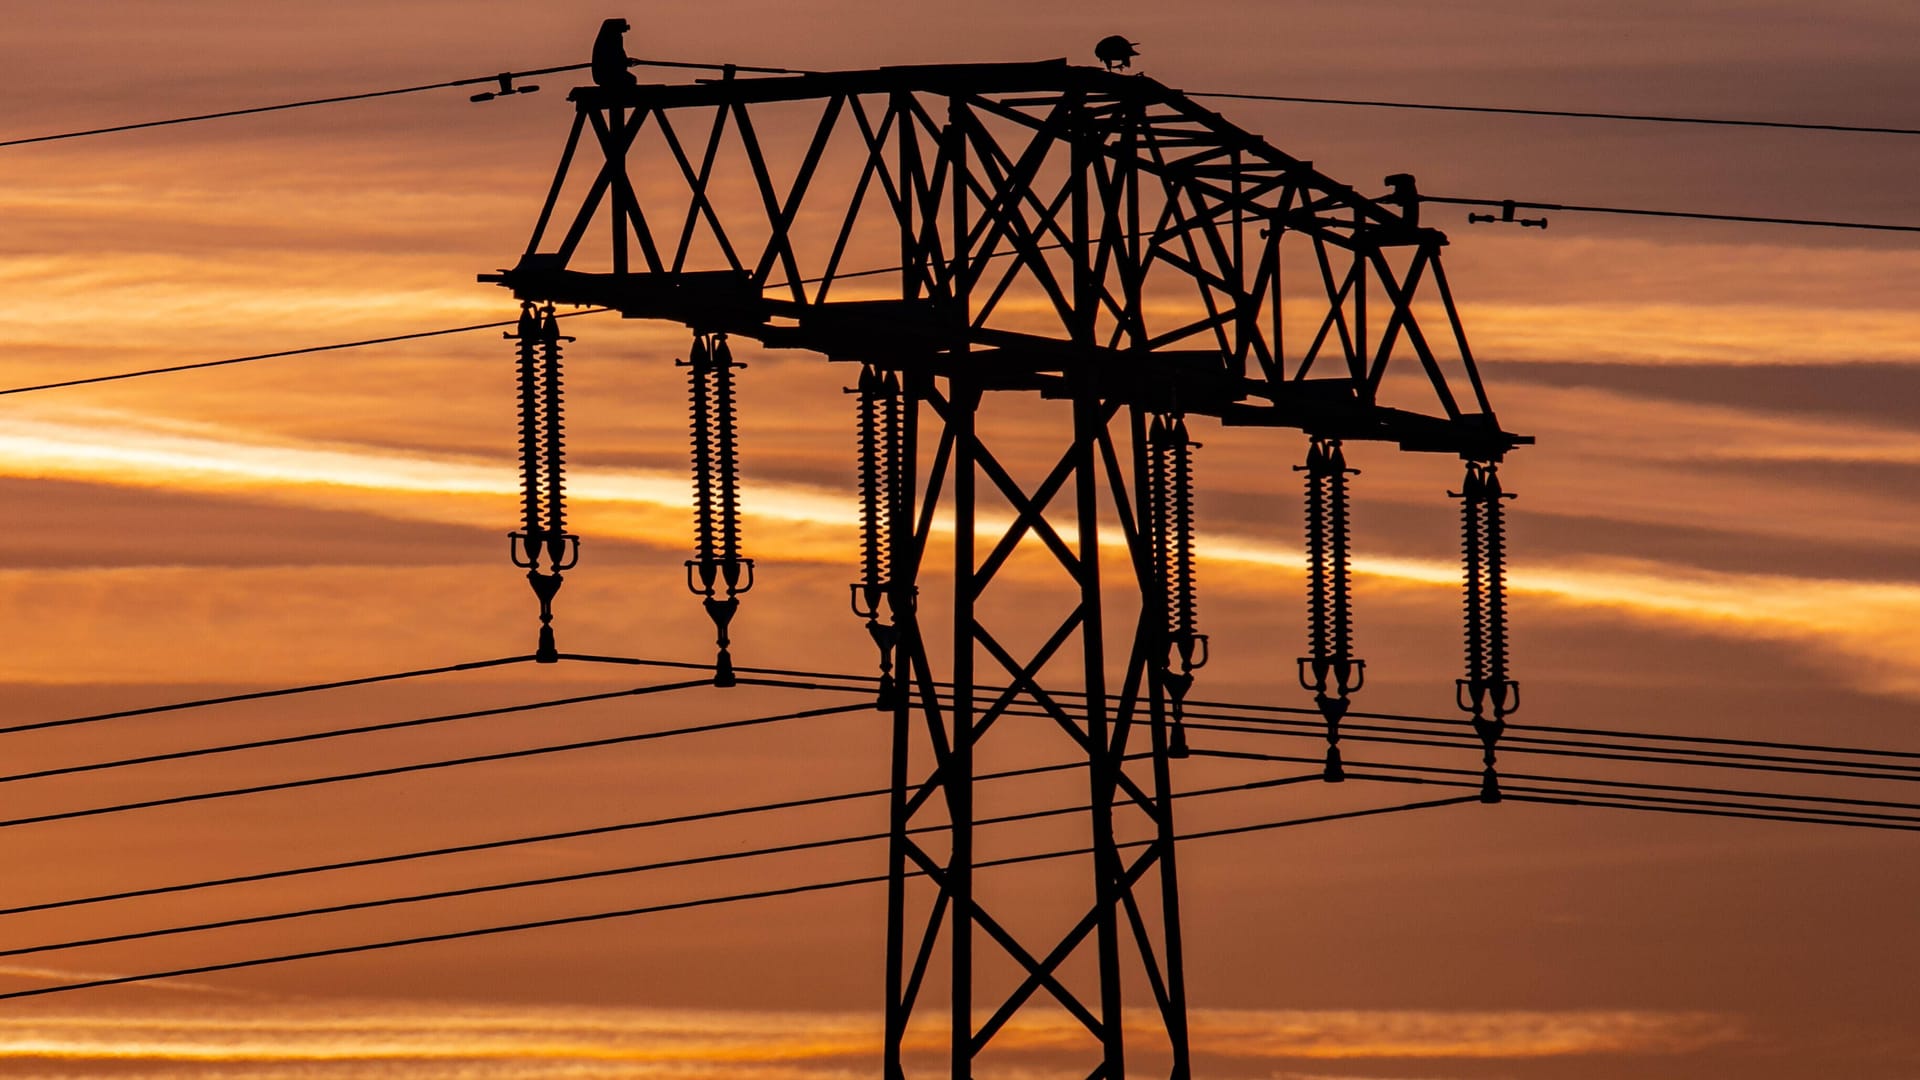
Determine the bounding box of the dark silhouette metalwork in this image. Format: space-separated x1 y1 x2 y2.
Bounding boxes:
1454 461 1517 801
481 49 1528 1080
683 331 753 685
1298 436 1361 781
1466 198 1548 229
507 302 577 662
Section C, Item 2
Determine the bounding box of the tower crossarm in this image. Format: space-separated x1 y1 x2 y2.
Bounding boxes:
482 58 1525 457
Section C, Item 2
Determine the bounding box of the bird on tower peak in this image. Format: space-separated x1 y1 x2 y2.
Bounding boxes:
1095 35 1139 71
593 17 638 88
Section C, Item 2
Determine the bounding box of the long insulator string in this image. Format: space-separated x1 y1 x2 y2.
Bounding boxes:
853 365 885 615
712 338 743 574
507 303 576 664
512 303 544 550
684 332 752 687
1454 461 1517 802
1298 437 1362 781
1325 441 1355 669
1301 441 1330 669
1483 467 1513 714
880 370 903 596
686 336 717 581
848 365 902 709
538 306 572 557
1167 416 1199 647
1149 413 1204 758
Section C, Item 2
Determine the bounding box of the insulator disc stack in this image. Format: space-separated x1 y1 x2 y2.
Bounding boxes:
1453 460 1519 802
849 364 903 709
1149 412 1205 758
1296 437 1362 781
506 302 577 663
683 332 754 686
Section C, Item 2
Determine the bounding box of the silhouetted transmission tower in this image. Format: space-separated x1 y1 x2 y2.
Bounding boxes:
482 26 1527 1080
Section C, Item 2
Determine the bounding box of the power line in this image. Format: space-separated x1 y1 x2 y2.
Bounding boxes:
1423 195 1920 235
0 678 720 786
0 697 866 831
1174 712 1920 785
574 655 1920 766
0 654 534 735
0 62 592 149
0 57 809 151
1498 790 1920 830
23 654 1918 798
1189 89 1920 139
6 175 1915 403
1189 749 1920 830
9 58 1908 154
0 310 612 398
0 756 1120 918
24 649 1920 770
0 792 1464 1001
0 772 1324 960
1183 691 1920 763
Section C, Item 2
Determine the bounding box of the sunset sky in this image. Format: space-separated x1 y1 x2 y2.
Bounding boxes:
0 2 1917 1078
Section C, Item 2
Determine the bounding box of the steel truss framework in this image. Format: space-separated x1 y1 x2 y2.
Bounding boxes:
484 58 1528 1080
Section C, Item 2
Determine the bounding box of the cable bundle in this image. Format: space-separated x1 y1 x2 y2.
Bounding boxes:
1149 413 1206 757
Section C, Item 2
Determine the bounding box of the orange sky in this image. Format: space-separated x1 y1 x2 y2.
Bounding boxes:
0 3 1917 1079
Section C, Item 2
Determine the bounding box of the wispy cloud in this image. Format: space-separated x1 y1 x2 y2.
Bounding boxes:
1 406 1915 697
0 1002 1738 1076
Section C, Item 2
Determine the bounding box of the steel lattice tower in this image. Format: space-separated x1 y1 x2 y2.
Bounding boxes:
484 54 1527 1080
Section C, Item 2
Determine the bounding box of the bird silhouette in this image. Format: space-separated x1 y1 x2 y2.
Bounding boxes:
593 18 638 89
1095 35 1139 71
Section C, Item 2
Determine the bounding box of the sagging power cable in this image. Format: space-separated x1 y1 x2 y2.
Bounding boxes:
0 772 1324 961
0 792 1468 1002
0 756 1124 919
0 694 862 832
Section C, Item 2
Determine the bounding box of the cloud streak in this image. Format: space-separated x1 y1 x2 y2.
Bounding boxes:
1 406 1915 697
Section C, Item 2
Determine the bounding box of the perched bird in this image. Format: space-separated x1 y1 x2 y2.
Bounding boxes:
1095 35 1139 71
593 18 638 89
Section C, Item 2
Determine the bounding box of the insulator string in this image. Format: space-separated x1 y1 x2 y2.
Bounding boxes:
687 336 717 575
1454 460 1516 801
712 337 743 571
512 304 544 546
1302 441 1330 669
1325 440 1354 666
1298 436 1362 781
684 332 752 686
538 305 571 543
1168 417 1199 645
854 365 884 608
1148 412 1203 758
